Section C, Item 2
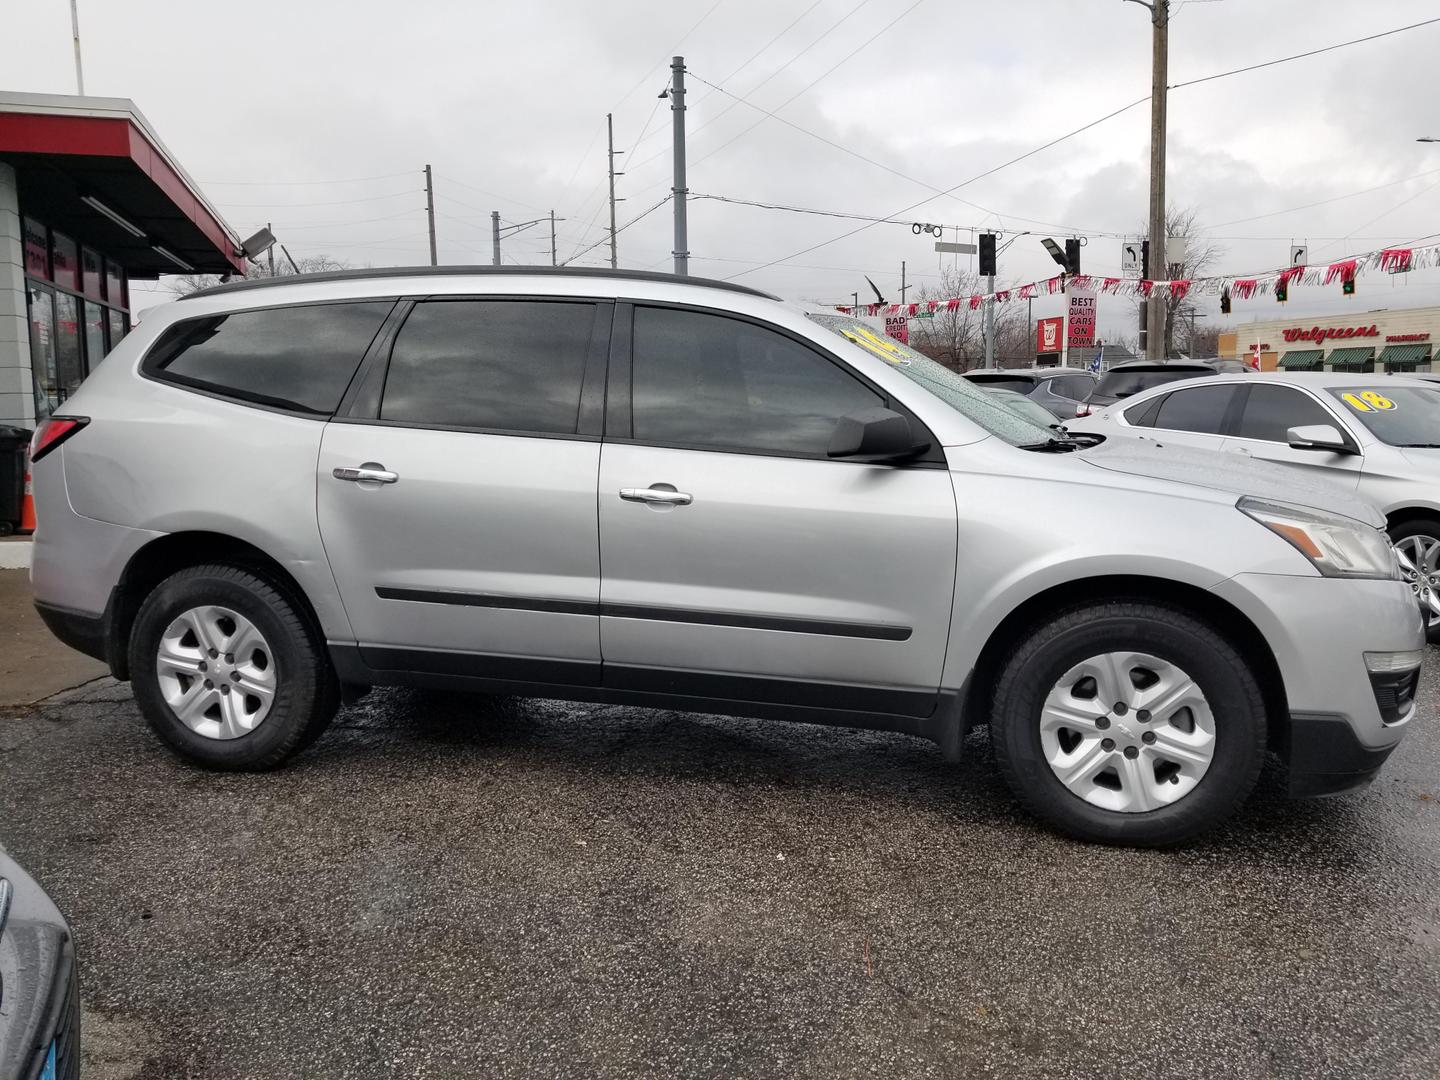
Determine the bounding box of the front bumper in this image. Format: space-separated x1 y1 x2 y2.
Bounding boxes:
1211 573 1423 797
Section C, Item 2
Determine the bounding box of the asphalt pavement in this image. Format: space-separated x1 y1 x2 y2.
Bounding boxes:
0 646 1437 1079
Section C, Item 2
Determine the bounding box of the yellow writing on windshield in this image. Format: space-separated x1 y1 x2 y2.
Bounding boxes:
1340 390 1396 413
841 325 912 365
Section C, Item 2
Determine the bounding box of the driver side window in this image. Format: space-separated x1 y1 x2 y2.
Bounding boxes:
630 306 882 455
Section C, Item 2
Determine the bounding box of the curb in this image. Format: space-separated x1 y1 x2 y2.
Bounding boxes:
0 540 33 570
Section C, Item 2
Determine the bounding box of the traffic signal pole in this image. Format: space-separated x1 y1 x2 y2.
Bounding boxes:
1125 0 1170 360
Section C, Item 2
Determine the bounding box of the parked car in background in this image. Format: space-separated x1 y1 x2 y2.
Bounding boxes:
1208 359 1256 374
962 367 1097 420
27 267 1424 845
1069 371 1440 639
1075 360 1217 418
976 387 1065 430
0 843 78 1080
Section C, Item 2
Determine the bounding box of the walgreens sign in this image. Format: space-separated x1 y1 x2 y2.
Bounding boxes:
1281 324 1379 343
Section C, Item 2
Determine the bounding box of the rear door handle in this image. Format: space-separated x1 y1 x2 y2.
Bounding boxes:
620 487 692 506
333 465 399 484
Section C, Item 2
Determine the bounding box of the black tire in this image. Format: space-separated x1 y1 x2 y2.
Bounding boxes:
990 600 1267 847
129 564 339 770
1387 518 1440 644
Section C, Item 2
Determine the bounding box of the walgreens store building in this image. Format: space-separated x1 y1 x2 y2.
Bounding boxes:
1227 305 1439 373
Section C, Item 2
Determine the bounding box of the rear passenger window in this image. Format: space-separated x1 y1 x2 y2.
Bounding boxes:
1151 385 1239 435
1124 395 1165 427
1234 385 1338 442
145 301 393 414
381 300 598 434
1050 375 1093 400
631 306 882 455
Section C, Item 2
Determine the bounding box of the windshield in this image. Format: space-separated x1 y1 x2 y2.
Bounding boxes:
1324 385 1440 446
806 314 1056 446
1094 367 1215 398
983 388 1059 429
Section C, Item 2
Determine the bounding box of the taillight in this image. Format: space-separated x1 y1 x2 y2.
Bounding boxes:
29 416 89 463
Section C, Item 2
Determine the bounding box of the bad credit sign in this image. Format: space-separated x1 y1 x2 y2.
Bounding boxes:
884 314 909 344
1067 286 1097 349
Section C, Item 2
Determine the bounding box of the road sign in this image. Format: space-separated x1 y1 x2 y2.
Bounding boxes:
1122 242 1143 278
934 241 978 255
911 311 935 319
1290 244 1308 266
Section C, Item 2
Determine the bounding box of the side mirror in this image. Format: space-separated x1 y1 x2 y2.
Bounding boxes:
1287 424 1356 455
828 407 930 463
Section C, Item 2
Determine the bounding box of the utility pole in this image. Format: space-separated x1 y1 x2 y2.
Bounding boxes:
1126 0 1169 360
670 56 689 276
491 210 501 266
424 164 437 266
899 261 908 304
266 221 275 276
550 210 558 267
70 0 84 95
606 113 621 269
983 274 995 368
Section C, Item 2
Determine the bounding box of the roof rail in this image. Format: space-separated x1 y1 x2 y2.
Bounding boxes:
180 265 779 301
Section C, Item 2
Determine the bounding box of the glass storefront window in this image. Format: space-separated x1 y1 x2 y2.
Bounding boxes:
53 291 84 402
105 261 123 306
23 218 48 278
84 300 108 371
27 284 59 419
51 232 78 292
81 247 104 300
108 308 127 347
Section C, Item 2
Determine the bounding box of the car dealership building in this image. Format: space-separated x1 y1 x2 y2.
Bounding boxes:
1223 304 1440 374
0 91 244 430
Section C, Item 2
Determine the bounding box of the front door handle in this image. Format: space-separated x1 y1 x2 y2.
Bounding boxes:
333 465 399 484
620 486 692 506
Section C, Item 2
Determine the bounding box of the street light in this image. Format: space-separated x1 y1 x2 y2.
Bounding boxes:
1041 238 1068 268
1420 137 1440 143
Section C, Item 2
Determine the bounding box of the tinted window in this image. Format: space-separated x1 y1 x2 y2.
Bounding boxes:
1124 395 1165 428
964 374 1037 393
1152 384 1239 435
382 300 597 433
1235 385 1337 442
148 301 393 414
1048 374 1094 400
1094 366 1215 398
635 307 881 454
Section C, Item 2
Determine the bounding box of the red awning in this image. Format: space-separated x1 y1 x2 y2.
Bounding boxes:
0 92 245 276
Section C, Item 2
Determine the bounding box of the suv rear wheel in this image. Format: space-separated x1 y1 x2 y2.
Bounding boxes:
990 601 1267 846
129 564 339 769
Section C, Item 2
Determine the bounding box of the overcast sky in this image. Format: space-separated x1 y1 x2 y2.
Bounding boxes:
8 0 1440 341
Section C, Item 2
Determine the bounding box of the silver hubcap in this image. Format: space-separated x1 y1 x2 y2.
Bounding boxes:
156 606 277 740
1393 534 1440 630
1040 652 1216 813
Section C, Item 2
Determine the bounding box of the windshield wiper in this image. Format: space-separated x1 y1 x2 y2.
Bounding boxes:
1019 436 1083 453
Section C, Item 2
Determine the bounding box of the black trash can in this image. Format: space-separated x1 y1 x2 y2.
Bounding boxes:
0 426 30 536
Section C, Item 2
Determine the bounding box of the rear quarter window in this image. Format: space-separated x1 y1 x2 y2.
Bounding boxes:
143 300 394 414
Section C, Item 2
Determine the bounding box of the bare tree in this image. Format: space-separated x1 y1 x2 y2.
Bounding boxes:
1138 204 1224 359
907 266 1029 371
167 253 354 298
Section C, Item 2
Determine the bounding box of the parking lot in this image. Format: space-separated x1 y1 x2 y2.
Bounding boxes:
0 638 1435 1079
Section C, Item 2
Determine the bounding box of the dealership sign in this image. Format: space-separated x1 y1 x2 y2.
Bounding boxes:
1067 287 1097 349
884 314 909 344
1281 324 1379 343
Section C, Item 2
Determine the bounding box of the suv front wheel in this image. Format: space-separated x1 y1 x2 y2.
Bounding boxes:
129 564 339 769
990 601 1267 846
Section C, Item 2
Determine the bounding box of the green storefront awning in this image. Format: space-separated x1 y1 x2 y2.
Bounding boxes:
1279 349 1325 369
1326 345 1375 370
1378 343 1432 368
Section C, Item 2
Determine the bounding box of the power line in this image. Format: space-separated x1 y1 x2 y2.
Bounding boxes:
607 0 727 113
198 171 415 186
561 194 672 265
434 176 550 216
212 189 422 208
1205 166 1440 230
1171 16 1440 89
724 94 1150 280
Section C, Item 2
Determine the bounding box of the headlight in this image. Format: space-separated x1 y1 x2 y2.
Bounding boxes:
1238 497 1398 579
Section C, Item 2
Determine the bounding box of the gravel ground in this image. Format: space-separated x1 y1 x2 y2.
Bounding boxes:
0 657 1437 1080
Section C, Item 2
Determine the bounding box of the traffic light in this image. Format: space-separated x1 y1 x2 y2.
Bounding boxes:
1275 278 1288 303
1343 275 1356 296
978 233 997 277
1141 239 1151 277
1220 288 1232 315
1065 238 1081 275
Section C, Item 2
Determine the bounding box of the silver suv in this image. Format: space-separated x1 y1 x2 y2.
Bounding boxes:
28 268 1423 845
